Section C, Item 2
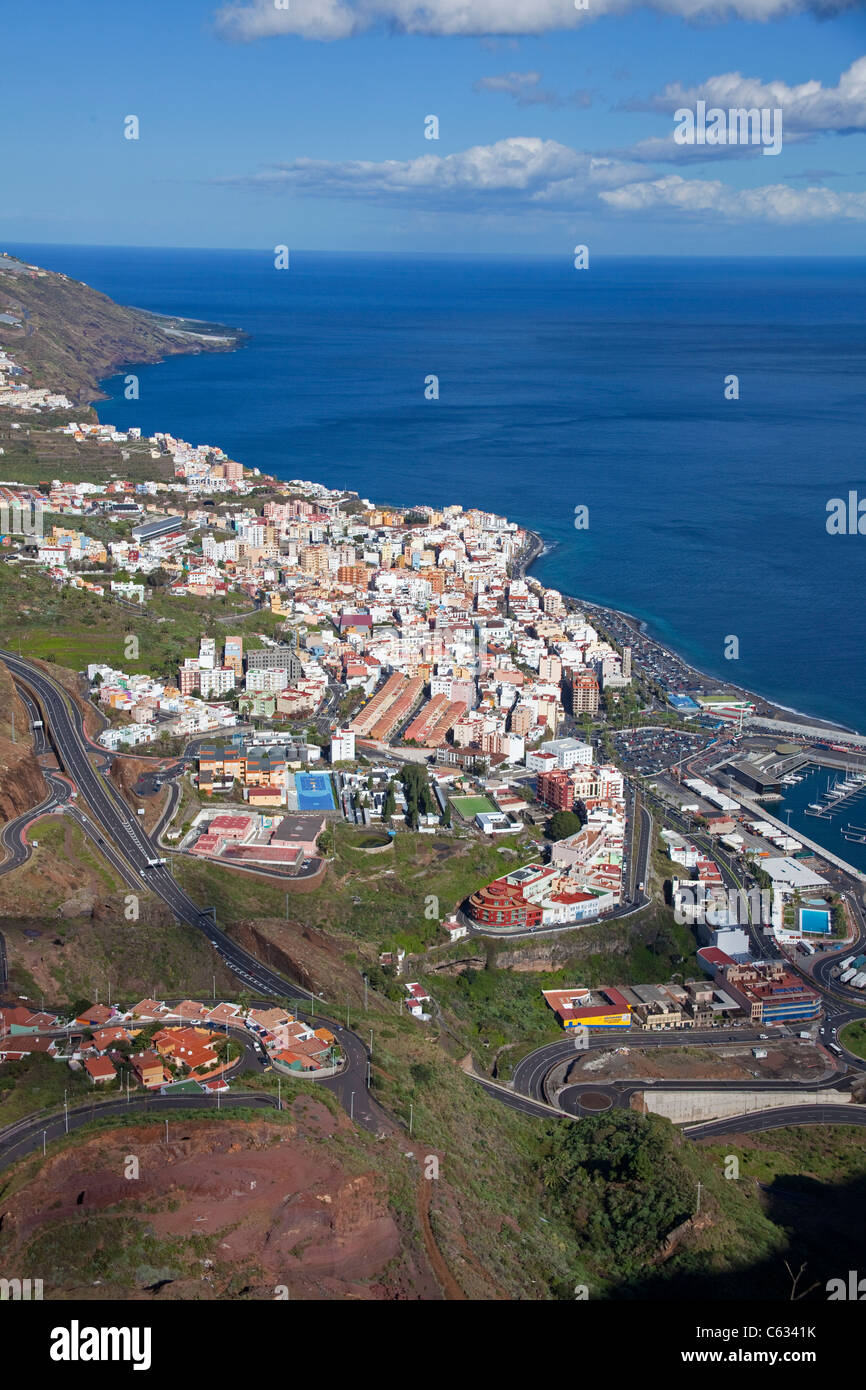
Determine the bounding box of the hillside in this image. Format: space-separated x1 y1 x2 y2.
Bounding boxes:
0 251 244 405
0 658 45 823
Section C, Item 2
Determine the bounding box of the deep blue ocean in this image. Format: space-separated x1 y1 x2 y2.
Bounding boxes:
8 245 866 732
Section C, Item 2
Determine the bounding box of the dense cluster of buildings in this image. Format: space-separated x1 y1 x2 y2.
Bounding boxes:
187 811 325 870
463 738 627 930
542 950 822 1031
0 996 340 1083
180 634 327 720
696 952 822 1025
88 662 240 748
3 450 638 778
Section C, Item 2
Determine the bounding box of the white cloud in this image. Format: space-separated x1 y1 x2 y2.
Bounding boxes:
215 137 644 207
638 57 866 135
215 0 861 42
600 173 866 218
476 71 544 95
214 135 866 222
474 71 593 107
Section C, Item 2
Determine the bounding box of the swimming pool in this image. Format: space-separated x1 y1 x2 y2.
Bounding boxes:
799 907 831 935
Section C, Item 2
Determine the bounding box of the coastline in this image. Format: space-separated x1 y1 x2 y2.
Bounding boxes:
516 526 856 738
73 271 849 742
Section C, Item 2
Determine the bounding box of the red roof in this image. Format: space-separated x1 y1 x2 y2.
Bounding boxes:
210 815 251 832
698 946 735 967
85 1056 117 1081
602 987 633 1012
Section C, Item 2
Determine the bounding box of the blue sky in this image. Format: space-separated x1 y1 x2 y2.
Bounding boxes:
2 0 866 252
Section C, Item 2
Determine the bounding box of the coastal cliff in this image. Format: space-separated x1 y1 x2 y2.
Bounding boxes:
0 251 244 405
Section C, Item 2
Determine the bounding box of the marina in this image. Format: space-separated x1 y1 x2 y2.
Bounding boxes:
802 770 866 820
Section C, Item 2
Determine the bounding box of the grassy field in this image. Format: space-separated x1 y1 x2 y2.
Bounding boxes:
450 795 497 818
839 1020 866 1060
175 820 535 953
0 561 283 677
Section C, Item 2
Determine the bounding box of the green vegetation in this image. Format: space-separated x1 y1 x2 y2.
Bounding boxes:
548 809 583 840
0 1052 92 1127
839 1020 866 1060
0 561 282 676
0 415 174 486
174 820 534 953
540 1111 696 1278
450 794 497 819
399 762 437 829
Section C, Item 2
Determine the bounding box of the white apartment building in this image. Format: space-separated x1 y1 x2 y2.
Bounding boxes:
330 728 356 763
540 738 594 770
245 668 290 694
198 637 217 671
199 666 237 698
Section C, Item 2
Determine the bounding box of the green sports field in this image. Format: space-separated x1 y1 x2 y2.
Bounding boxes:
450 795 498 819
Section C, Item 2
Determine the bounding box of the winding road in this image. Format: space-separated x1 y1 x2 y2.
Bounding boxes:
2 648 866 1173
0 649 390 1140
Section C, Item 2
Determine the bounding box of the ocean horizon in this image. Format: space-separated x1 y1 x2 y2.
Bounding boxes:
8 242 865 733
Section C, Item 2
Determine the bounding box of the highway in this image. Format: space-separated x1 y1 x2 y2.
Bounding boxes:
513 1028 770 1103
0 1090 284 1176
684 1104 866 1140
0 650 391 1136
3 649 865 1158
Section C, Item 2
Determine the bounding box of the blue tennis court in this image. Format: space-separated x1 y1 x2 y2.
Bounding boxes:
800 907 831 935
295 771 336 811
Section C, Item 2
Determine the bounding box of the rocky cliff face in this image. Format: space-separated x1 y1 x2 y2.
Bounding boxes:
0 660 45 823
0 739 45 823
231 916 365 1002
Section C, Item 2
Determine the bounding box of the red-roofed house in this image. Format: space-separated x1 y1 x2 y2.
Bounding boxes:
75 1003 117 1028
85 1056 117 1085
90 1026 133 1053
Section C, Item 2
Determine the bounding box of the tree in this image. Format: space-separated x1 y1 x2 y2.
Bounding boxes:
548 810 583 841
